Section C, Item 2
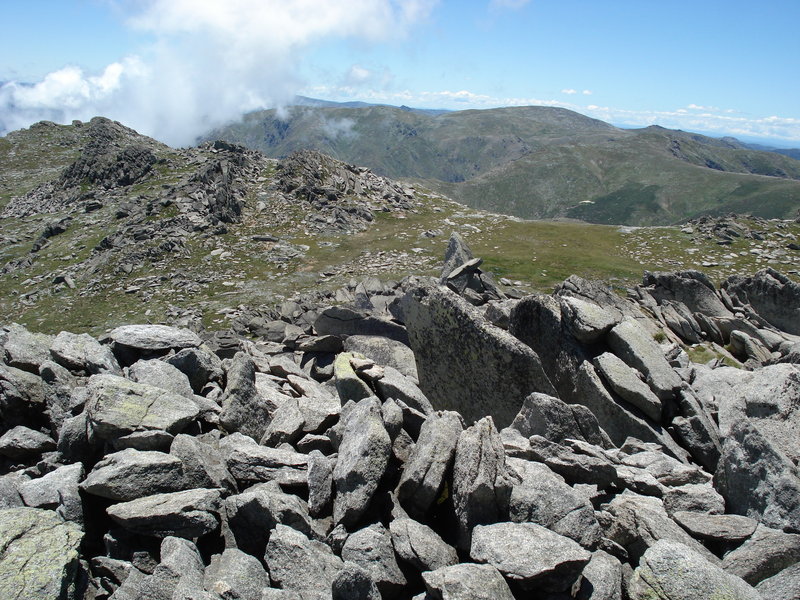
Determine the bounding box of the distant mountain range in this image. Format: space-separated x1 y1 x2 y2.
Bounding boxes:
202 99 800 226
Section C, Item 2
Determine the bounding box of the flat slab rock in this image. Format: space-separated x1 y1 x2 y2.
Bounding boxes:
629 539 760 600
108 324 202 351
470 521 591 592
422 563 515 600
0 507 83 600
106 488 221 538
85 373 199 441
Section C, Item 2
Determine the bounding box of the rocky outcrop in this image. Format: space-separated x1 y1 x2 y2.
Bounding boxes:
1 263 799 599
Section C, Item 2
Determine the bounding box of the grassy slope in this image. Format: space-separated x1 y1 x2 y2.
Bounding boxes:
206 105 800 225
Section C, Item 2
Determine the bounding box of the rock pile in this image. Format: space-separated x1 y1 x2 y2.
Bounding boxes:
1 235 799 599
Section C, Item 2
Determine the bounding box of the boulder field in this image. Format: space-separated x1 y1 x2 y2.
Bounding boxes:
1 234 799 599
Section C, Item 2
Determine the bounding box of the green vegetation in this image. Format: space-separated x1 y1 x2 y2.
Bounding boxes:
204 104 800 226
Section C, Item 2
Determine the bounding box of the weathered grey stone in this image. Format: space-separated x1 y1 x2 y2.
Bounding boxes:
452 416 513 549
606 317 682 400
82 448 186 502
107 488 221 539
0 425 55 459
220 352 277 441
109 324 202 359
642 270 732 318
333 397 391 527
507 457 602 549
261 397 305 447
662 483 725 516
19 463 84 524
128 359 194 398
315 305 409 344
1 323 53 373
85 374 199 442
629 539 760 600
169 433 236 492
304 451 333 520
342 523 406 597
525 436 618 489
333 352 373 403
593 352 662 422
723 268 800 335
111 536 210 600
0 472 27 509
576 550 623 600
51 331 121 375
332 561 381 600
0 507 83 600
287 374 341 433
722 524 800 584
389 517 459 572
440 231 473 280
619 448 710 487
422 563 515 600
381 397 404 440
470 521 591 592
0 363 47 428
264 524 344 599
715 419 800 532
223 433 308 488
343 335 418 382
402 283 557 428
755 562 800 600
397 410 463 518
225 481 314 558
509 392 612 447
509 295 683 455
204 548 270 600
164 347 224 394
659 300 704 344
672 511 758 543
374 365 433 415
560 295 622 343
603 493 719 564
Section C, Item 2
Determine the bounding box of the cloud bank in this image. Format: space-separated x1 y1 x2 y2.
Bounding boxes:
0 0 435 146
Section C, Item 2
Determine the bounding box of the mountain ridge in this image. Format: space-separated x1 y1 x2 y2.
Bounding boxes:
202 103 800 225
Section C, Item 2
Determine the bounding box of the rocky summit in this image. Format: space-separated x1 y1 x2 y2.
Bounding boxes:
0 226 799 600
2 117 800 600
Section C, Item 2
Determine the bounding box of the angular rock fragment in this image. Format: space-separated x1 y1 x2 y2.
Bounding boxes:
593 352 662 422
343 334 418 382
422 563 515 600
333 397 391 527
341 523 406 597
721 524 800 585
108 324 202 365
397 410 463 518
672 511 758 544
220 352 277 441
0 425 55 459
107 488 221 539
51 330 121 375
223 434 308 488
629 539 760 600
389 517 459 572
402 283 556 427
204 548 270 600
169 433 236 492
606 317 682 400
85 374 199 442
470 521 591 592
164 347 224 394
264 524 344 598
1 323 52 373
81 448 186 501
452 416 513 548
128 359 194 398
0 507 83 600
509 391 612 447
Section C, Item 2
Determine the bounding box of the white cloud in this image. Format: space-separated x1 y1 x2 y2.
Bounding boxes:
582 90 592 95
561 88 578 95
0 0 437 146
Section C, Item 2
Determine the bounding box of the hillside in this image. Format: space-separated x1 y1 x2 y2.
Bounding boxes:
203 104 800 225
0 117 798 336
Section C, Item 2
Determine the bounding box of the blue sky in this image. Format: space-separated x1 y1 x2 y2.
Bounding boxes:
1 0 798 146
